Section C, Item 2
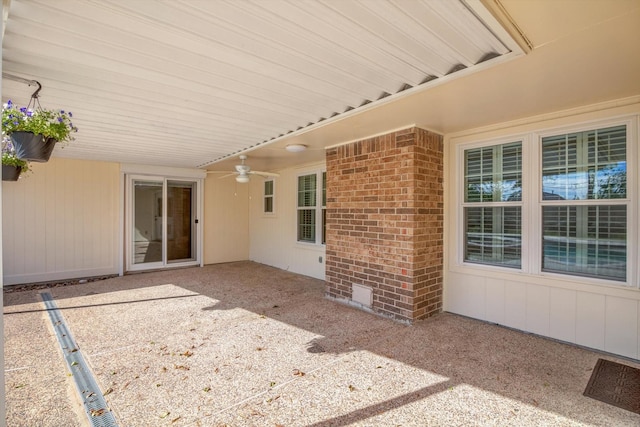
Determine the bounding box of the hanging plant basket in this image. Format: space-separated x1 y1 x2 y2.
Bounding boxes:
2 164 22 181
11 131 57 163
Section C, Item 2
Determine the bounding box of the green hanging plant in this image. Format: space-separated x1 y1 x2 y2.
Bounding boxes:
2 99 78 143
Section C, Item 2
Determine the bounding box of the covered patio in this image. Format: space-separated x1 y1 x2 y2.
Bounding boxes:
4 262 639 426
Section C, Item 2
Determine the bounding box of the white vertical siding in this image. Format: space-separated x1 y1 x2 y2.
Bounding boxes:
548 288 577 343
605 297 638 357
203 175 250 264
575 292 606 351
249 162 326 280
444 99 640 360
2 158 120 285
445 272 640 359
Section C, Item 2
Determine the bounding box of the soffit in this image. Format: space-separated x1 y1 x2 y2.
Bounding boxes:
2 0 522 169
223 0 640 173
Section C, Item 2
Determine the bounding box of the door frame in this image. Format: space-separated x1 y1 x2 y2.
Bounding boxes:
120 164 205 275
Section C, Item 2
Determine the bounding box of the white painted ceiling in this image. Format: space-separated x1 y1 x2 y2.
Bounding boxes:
2 0 523 170
2 0 639 174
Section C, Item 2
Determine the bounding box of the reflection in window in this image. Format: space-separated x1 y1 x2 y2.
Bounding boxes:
541 125 627 281
542 125 626 200
463 141 522 268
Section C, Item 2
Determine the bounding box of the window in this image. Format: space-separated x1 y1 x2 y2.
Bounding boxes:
460 122 630 284
264 179 274 214
297 171 326 244
463 141 522 267
541 125 627 281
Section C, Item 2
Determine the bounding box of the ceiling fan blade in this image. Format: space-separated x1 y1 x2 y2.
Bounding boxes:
217 173 237 180
249 171 280 177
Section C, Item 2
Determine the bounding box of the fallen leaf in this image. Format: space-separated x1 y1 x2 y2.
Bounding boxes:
103 388 113 396
269 381 276 387
90 408 106 417
14 384 26 389
71 361 78 366
171 416 181 423
160 411 170 419
292 369 305 377
174 365 190 371
256 347 265 351
180 350 193 357
203 386 211 392
348 385 356 392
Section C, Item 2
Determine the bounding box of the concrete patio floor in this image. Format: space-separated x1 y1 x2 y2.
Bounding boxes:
4 261 640 426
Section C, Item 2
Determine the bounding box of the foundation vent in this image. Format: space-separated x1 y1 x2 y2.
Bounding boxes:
352 284 373 308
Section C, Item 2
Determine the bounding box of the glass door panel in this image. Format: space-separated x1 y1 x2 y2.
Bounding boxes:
132 179 163 265
167 180 196 263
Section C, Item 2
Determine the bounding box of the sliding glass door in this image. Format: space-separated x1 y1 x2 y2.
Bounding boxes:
128 176 200 271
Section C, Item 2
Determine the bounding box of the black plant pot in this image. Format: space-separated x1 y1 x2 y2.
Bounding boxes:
2 164 22 181
11 131 57 163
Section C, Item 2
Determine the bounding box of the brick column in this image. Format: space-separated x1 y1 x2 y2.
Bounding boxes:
325 127 443 322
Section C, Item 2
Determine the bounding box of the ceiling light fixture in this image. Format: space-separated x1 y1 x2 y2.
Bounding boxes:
285 144 307 153
235 175 250 183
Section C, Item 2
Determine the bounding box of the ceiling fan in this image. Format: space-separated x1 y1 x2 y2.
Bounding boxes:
208 155 279 183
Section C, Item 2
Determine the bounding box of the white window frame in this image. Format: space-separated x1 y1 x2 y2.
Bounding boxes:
263 178 275 215
456 116 637 288
296 169 326 246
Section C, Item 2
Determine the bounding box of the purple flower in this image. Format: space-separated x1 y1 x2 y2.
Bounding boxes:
13 121 18 126
60 110 65 114
19 107 27 113
68 112 73 117
26 111 32 117
7 100 12 107
57 117 63 123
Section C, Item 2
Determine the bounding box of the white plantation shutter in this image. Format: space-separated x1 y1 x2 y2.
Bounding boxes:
541 125 627 281
463 141 522 267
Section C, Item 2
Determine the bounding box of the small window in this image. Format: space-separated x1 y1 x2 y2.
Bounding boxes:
297 171 326 244
264 180 274 214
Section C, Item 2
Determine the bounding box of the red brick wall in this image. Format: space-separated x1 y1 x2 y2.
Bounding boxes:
325 127 443 322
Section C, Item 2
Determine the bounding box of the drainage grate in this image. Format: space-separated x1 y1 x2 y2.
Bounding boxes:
41 292 119 427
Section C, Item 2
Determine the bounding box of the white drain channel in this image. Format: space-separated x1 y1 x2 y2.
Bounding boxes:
41 292 118 427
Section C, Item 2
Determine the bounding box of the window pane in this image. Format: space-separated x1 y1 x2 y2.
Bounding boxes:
264 197 273 213
298 174 316 207
298 209 316 242
464 206 521 267
542 125 626 200
464 142 521 202
542 205 626 281
264 180 273 196
322 172 327 207
322 208 326 245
